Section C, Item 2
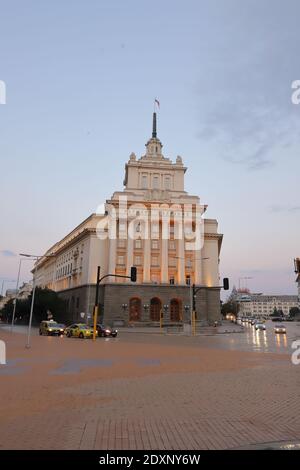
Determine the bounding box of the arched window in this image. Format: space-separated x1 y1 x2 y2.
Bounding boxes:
170 298 182 322
150 297 162 321
129 297 141 322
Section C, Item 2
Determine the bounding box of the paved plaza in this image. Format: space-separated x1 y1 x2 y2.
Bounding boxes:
0 324 299 450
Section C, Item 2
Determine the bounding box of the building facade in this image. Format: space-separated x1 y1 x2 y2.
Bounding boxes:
34 114 223 325
232 289 298 317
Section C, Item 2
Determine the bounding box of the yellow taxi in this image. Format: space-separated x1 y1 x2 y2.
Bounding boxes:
64 323 97 339
39 320 65 336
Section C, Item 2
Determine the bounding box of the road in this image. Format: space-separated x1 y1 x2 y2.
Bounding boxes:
197 320 300 354
0 320 299 450
1 320 299 355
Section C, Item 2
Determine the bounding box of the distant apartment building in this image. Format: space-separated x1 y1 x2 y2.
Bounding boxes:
231 289 298 317
0 282 32 311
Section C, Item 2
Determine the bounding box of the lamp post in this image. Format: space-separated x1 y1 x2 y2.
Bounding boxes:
143 304 149 320
20 253 55 349
11 256 34 331
238 276 253 290
163 304 169 321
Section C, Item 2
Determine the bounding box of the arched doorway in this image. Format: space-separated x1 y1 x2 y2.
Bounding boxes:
129 297 141 322
150 297 161 321
170 298 182 322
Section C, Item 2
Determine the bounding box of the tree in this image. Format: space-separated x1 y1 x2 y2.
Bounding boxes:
221 301 239 317
0 288 67 324
290 306 300 318
270 307 279 317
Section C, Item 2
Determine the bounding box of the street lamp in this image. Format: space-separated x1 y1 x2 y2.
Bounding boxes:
238 276 253 290
11 255 35 331
21 253 55 349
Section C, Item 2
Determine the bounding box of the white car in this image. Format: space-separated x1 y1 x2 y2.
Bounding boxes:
274 325 286 334
255 323 266 331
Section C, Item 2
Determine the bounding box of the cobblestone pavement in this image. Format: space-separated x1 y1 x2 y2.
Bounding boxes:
0 328 299 450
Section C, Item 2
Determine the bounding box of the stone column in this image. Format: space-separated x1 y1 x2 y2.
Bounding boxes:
194 249 202 285
126 236 134 277
161 238 168 283
177 228 185 285
108 238 117 281
143 238 151 282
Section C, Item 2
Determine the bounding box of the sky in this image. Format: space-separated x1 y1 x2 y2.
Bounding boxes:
0 0 299 296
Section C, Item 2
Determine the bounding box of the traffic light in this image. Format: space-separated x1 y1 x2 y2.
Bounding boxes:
130 266 137 282
223 278 229 290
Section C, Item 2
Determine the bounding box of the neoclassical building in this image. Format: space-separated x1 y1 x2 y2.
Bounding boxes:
34 114 223 325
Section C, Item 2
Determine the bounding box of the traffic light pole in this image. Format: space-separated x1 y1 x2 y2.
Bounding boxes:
192 278 229 335
92 266 137 341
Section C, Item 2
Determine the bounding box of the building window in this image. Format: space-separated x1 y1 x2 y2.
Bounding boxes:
151 223 159 238
151 256 159 266
118 239 126 248
117 255 125 265
142 175 148 189
165 177 171 190
135 239 142 249
76 297 79 308
134 256 142 266
186 275 191 286
169 240 175 250
169 257 176 267
153 175 159 189
152 240 159 250
169 277 175 285
186 258 192 268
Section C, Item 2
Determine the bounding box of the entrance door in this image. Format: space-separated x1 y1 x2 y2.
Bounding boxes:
170 299 181 321
129 297 141 321
150 297 161 321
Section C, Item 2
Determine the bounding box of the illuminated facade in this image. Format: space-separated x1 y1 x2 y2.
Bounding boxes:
34 114 223 325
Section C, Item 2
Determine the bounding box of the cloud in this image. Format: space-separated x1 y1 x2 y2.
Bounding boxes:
194 1 300 170
0 250 16 257
269 205 300 213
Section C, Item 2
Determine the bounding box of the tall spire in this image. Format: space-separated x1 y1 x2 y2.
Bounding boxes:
152 112 157 138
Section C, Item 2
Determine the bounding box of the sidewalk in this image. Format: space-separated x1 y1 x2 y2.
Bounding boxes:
0 327 298 450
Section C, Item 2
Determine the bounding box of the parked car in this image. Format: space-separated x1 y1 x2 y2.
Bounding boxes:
65 323 96 339
274 325 286 334
39 320 65 336
255 323 266 331
251 319 257 325
97 324 118 338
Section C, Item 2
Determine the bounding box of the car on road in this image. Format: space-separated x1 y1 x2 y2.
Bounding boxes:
65 323 97 339
96 324 118 338
250 319 257 325
255 323 266 331
274 325 286 334
39 320 65 336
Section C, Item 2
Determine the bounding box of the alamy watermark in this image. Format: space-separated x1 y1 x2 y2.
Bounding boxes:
96 196 205 251
291 339 300 365
0 340 6 365
291 80 300 104
0 80 6 104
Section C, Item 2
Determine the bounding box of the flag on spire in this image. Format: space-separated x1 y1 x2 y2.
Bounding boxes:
154 98 160 109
